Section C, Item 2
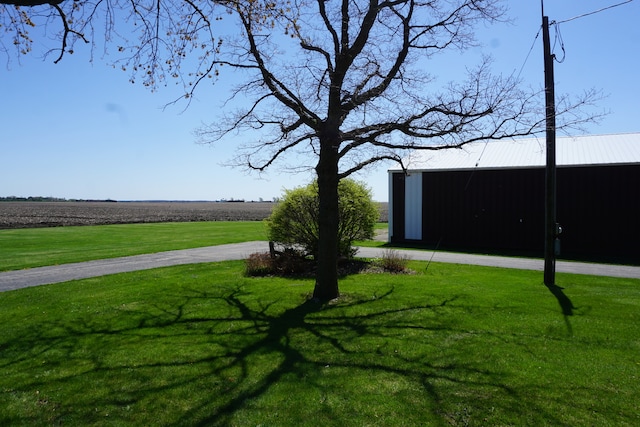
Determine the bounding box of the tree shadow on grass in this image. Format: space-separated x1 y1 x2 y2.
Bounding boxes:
0 284 584 426
178 287 511 426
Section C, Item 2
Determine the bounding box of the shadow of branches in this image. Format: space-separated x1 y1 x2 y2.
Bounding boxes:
0 283 595 426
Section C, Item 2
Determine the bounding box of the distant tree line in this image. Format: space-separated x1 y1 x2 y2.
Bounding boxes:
0 196 117 202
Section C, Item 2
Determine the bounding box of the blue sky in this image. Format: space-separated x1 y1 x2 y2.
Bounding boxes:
1 1 638 202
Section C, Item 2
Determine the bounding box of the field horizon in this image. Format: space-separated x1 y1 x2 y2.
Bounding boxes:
0 201 389 229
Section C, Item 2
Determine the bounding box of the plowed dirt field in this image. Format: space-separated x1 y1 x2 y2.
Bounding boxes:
0 201 388 229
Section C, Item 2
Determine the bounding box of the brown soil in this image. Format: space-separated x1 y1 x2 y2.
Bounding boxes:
0 201 388 229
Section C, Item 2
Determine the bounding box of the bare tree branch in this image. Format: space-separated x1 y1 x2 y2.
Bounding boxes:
0 0 63 5
51 3 89 63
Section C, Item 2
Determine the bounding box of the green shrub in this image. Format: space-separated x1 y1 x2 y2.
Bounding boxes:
266 179 378 259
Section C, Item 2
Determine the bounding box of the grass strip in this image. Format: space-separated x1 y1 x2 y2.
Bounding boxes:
0 222 269 271
1 260 638 426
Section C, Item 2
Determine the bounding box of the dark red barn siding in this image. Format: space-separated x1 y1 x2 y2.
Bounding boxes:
556 164 640 262
420 168 545 253
392 164 640 263
391 173 406 241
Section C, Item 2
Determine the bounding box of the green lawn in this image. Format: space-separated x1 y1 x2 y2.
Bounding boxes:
0 222 269 271
0 221 390 272
1 258 638 426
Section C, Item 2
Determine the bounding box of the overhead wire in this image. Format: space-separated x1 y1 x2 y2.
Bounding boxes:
555 0 634 24
551 21 566 63
515 27 542 81
547 1 635 64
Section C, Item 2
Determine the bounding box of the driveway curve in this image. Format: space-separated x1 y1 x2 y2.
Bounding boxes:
1 241 639 293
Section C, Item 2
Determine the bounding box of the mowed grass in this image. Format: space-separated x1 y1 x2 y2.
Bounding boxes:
1 259 639 426
0 221 388 272
0 222 269 271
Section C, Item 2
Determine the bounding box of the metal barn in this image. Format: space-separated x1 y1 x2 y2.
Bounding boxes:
388 133 640 263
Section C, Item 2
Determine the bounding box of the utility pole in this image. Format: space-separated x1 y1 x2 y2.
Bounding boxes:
542 7 558 286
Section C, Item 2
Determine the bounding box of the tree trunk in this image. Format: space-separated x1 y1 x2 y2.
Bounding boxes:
313 135 340 301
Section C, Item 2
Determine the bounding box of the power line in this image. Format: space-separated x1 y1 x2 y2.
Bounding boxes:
544 1 634 63
555 0 634 24
515 27 542 81
551 22 565 63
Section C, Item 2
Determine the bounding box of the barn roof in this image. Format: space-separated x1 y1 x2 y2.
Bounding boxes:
390 132 640 172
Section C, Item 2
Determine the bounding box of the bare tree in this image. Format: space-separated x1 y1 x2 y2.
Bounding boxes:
197 0 599 301
1 0 599 301
0 0 220 94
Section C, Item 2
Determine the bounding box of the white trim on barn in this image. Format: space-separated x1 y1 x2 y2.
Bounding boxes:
404 173 422 240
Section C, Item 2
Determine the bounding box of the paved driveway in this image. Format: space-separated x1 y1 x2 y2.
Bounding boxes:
1 241 639 292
